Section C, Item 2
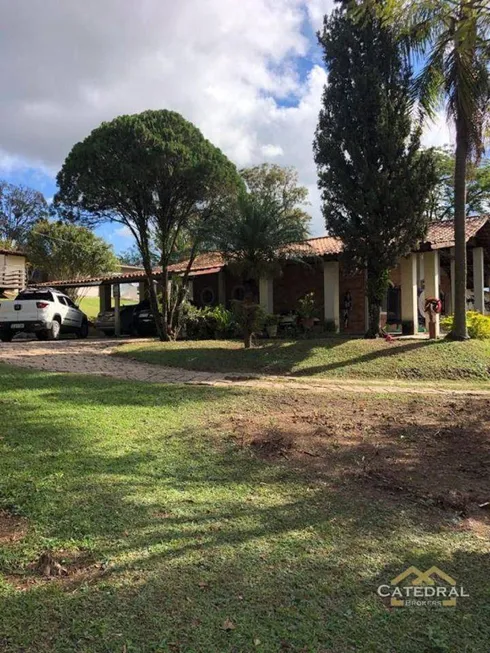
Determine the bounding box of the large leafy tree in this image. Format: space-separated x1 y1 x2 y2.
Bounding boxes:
0 181 48 247
26 220 118 300
314 1 437 337
427 148 490 220
240 164 310 224
359 0 490 338
55 110 241 340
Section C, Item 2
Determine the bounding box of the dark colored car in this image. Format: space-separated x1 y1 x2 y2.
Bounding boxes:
95 300 158 337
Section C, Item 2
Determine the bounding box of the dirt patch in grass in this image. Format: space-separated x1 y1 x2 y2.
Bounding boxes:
5 549 105 591
226 394 490 522
0 510 27 544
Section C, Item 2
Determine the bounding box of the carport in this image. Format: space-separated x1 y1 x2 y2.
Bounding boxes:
37 258 222 336
38 270 152 336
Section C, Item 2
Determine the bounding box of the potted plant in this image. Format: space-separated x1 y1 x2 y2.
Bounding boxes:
297 292 317 329
264 313 280 338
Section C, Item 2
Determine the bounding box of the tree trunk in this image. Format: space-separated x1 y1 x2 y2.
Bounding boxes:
168 245 198 338
145 270 165 341
244 329 252 349
450 118 469 340
365 266 388 338
159 266 170 342
139 239 165 341
365 300 382 338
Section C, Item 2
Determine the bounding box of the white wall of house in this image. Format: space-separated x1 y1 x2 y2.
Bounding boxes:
0 253 27 291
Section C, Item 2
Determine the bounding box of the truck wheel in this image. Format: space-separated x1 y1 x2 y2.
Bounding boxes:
0 333 13 343
46 319 61 341
77 321 89 339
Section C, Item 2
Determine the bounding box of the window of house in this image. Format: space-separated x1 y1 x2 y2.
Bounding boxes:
231 285 245 301
200 287 215 306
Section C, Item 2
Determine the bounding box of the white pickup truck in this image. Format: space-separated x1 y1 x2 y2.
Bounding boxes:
0 287 89 342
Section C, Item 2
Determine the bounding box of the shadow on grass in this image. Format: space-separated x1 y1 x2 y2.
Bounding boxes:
115 337 462 380
291 339 436 377
1 368 489 652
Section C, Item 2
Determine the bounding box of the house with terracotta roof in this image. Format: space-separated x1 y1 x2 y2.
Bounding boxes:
167 216 490 336
0 247 27 294
41 216 490 337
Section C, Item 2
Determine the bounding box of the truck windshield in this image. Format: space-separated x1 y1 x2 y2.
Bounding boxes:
15 291 54 302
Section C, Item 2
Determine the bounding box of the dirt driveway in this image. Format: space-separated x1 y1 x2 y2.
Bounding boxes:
0 337 224 384
2 337 490 397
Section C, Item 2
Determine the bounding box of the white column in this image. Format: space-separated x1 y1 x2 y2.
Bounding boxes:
188 279 194 302
138 281 146 301
400 254 418 335
473 247 485 314
259 277 273 314
218 270 226 305
324 261 340 332
424 250 440 337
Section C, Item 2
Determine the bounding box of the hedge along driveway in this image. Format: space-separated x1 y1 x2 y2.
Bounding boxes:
115 337 490 382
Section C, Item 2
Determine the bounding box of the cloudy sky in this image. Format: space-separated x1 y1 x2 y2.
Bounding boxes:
0 0 451 252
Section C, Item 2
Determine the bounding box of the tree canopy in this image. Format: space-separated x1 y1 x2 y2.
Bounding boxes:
357 0 490 338
55 109 242 339
0 181 48 247
213 189 310 282
314 0 437 336
427 148 490 221
26 220 118 297
240 164 310 224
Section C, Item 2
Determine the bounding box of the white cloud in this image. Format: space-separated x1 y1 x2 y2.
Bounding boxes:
260 144 284 158
0 0 338 235
115 225 133 239
0 0 449 242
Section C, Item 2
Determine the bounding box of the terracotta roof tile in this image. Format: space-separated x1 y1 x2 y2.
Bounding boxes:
424 216 489 249
167 251 224 273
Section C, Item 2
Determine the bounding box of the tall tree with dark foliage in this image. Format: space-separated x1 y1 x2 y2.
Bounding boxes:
314 1 437 337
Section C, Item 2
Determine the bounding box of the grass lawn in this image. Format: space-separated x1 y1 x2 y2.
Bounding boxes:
0 365 489 652
115 337 490 382
78 296 136 320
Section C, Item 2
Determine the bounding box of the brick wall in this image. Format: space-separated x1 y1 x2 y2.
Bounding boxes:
339 264 366 334
190 259 449 330
273 260 324 316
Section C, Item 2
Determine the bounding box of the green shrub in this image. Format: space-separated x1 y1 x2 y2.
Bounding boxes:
183 304 237 340
209 305 237 338
264 313 280 327
441 311 490 339
297 292 318 319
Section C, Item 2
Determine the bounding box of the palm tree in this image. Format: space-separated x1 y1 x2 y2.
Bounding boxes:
213 191 310 347
357 0 490 339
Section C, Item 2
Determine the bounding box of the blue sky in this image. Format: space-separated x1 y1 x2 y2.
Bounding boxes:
0 0 450 255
